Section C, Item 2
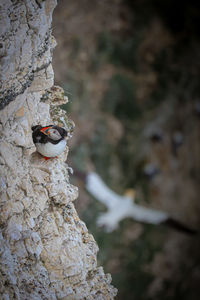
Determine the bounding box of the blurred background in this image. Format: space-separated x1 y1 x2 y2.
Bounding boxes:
52 0 200 299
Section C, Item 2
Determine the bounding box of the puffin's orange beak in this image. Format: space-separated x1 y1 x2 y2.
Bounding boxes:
40 126 51 135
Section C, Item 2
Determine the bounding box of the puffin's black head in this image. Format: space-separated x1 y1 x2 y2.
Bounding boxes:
32 125 68 144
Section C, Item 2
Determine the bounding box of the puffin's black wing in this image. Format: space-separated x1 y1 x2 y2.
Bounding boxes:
31 125 42 132
32 125 52 144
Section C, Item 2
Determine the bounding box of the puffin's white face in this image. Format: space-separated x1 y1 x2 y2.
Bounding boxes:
47 128 62 140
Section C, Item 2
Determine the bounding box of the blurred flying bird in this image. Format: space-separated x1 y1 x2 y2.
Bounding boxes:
85 172 197 234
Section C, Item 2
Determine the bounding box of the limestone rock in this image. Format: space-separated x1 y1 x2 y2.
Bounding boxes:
0 0 117 299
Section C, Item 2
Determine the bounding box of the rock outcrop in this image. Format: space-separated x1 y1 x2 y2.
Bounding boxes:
0 1 117 299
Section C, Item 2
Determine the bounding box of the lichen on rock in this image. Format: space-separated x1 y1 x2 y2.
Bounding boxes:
0 0 117 299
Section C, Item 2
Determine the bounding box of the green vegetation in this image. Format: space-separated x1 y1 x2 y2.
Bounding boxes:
97 31 141 71
102 74 140 122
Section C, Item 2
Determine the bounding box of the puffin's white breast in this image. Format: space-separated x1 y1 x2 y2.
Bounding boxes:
35 139 67 157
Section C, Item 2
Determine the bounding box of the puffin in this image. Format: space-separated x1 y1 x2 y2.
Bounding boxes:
32 125 68 159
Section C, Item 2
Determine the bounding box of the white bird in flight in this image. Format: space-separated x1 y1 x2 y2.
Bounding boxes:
85 172 197 234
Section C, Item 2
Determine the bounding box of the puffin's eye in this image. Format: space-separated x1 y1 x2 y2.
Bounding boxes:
53 130 57 134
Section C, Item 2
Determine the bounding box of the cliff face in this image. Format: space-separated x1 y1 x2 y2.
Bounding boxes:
0 1 117 299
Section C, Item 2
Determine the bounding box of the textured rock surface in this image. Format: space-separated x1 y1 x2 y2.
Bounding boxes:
0 0 117 299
